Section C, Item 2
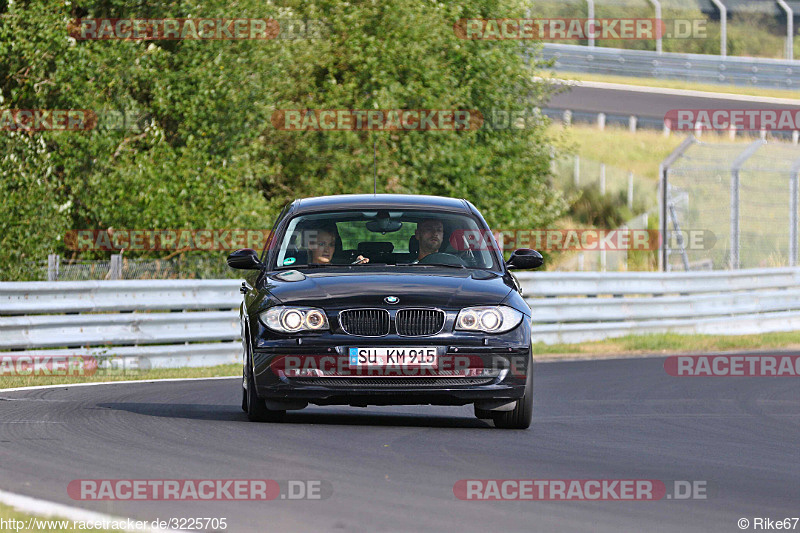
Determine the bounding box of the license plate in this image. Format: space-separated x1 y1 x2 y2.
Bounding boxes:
348 347 437 367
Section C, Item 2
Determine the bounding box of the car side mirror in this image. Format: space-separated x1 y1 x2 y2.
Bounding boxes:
506 248 543 270
227 248 264 270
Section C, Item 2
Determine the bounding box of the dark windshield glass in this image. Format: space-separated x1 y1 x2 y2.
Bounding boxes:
273 210 500 270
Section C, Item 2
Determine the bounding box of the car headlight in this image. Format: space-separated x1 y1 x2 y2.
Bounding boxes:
455 306 523 333
260 306 329 333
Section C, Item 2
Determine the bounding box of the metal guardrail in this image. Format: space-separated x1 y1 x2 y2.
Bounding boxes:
517 266 800 344
0 280 242 368
541 43 800 88
2 269 800 367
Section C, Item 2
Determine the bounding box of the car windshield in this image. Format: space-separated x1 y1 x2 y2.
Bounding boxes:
273 209 500 270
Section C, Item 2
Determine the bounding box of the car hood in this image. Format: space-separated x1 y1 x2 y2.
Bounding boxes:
263 269 514 309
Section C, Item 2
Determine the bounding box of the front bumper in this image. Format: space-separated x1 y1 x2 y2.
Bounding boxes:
250 322 532 407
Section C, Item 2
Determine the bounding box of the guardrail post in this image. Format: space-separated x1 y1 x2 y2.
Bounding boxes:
628 115 637 133
793 131 799 145
574 155 580 186
709 0 727 56
598 112 606 130
563 109 572 126
110 254 122 280
776 0 794 60
47 254 59 282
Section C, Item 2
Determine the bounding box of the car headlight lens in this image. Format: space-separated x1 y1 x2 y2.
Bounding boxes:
261 307 329 333
455 306 523 333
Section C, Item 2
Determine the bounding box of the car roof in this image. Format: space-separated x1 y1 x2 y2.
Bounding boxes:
291 194 470 214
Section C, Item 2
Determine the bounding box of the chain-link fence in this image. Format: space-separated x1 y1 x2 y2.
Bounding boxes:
552 153 657 210
662 138 800 270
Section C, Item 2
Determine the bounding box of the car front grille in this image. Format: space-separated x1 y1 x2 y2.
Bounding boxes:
396 308 445 336
339 309 390 336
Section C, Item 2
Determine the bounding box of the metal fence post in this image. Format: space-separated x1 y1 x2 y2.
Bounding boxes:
47 254 59 282
574 155 580 186
110 254 122 280
730 169 740 269
790 171 798 266
776 0 794 60
730 140 766 269
790 156 800 266
709 0 727 56
647 0 662 54
659 136 697 271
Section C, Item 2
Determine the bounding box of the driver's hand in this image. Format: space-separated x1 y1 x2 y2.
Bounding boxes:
352 255 370 264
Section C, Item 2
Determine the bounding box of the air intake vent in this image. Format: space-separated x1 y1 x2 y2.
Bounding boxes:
396 309 445 336
339 309 390 336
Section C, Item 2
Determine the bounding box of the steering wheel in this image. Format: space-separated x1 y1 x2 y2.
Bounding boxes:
418 252 466 267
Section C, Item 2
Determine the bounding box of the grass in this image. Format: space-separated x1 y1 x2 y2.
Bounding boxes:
550 123 684 181
548 123 756 182
0 364 239 390
533 331 800 358
551 71 800 101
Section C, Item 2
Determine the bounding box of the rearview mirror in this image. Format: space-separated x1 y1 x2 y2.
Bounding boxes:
506 249 543 270
227 248 263 270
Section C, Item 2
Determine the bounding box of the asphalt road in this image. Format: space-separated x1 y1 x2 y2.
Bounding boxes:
1 356 798 533
548 84 800 118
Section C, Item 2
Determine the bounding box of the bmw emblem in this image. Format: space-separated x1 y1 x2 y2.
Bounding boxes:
384 296 399 304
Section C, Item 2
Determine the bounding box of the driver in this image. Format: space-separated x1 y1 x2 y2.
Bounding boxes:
414 218 444 261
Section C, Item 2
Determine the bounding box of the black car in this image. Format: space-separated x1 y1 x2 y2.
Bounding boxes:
227 194 542 429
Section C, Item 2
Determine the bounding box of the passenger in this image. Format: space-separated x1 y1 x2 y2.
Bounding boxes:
308 224 369 265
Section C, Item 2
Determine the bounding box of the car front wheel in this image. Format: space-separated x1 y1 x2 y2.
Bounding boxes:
491 363 533 430
245 355 286 423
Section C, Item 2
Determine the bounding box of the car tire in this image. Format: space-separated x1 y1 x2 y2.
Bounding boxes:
241 368 248 413
492 362 533 430
245 356 286 423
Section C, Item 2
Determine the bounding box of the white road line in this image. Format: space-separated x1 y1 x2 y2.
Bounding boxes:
0 376 238 393
540 77 800 105
0 489 179 533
